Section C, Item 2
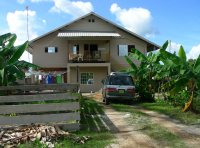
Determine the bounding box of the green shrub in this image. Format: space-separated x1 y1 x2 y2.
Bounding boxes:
192 95 200 113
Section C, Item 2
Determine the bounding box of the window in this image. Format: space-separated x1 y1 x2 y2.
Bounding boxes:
45 47 58 53
88 19 95 23
109 76 134 85
118 45 135 56
128 45 135 53
81 73 94 84
72 45 79 54
118 45 128 56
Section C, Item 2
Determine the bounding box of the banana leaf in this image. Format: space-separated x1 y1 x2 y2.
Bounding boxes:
0 56 4 69
16 60 40 70
178 45 187 62
160 40 168 50
8 41 28 65
160 49 180 65
0 33 14 46
7 65 25 79
125 55 138 71
194 55 200 71
129 48 147 62
170 77 189 96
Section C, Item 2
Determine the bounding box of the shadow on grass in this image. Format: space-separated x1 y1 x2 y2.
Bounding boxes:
80 96 118 133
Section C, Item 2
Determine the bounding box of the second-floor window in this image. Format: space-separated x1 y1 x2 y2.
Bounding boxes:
118 45 135 56
45 47 58 53
72 45 79 54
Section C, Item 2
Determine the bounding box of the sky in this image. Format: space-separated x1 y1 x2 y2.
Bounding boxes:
1 0 200 61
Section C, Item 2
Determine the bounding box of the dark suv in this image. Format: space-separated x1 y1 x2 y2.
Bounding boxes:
102 72 135 104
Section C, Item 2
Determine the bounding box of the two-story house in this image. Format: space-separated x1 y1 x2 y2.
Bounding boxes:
28 12 159 92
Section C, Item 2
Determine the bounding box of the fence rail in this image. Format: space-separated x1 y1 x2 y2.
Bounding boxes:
0 83 79 92
0 84 80 131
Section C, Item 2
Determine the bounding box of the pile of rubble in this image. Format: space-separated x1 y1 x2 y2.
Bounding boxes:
0 124 90 147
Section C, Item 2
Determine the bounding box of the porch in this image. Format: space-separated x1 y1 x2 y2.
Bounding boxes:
57 31 120 63
67 41 110 63
67 63 111 92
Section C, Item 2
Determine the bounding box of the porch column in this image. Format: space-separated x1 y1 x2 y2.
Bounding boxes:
67 65 70 83
107 63 111 75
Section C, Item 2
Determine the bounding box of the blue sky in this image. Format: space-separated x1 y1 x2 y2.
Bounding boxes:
1 0 200 60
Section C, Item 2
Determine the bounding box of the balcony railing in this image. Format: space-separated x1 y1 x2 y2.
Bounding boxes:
68 51 109 63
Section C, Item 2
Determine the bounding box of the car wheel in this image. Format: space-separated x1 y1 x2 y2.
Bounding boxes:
103 98 105 102
105 97 109 105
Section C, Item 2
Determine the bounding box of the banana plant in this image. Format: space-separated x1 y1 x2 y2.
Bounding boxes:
157 41 200 111
125 40 200 110
0 33 39 86
125 46 161 102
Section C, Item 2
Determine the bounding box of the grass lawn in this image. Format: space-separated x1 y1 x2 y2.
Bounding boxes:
111 104 186 148
18 97 114 148
139 100 200 125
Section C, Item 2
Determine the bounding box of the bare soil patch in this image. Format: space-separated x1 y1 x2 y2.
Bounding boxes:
85 92 200 148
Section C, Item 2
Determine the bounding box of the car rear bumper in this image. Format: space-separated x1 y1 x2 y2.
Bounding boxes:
106 95 134 100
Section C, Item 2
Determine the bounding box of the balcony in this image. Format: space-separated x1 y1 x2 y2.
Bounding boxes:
68 50 109 63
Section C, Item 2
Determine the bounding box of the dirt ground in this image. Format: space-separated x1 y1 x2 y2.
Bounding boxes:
83 93 200 148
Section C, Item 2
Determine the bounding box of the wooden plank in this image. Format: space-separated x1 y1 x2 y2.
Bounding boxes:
58 123 80 131
0 112 80 126
0 102 79 114
0 93 79 103
0 83 79 91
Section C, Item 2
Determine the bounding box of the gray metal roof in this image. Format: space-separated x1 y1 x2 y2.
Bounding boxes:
57 32 121 37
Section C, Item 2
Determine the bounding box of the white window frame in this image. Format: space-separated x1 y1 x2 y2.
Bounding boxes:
80 72 94 85
118 45 128 56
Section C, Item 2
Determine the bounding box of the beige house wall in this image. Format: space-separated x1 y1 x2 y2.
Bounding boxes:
32 32 68 68
66 15 115 32
69 67 108 92
110 29 147 71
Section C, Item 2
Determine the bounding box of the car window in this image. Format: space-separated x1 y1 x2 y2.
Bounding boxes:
109 76 134 85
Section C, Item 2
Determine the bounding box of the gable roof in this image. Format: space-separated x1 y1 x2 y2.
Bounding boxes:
30 12 160 51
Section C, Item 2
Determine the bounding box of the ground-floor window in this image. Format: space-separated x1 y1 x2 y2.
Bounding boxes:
81 73 94 84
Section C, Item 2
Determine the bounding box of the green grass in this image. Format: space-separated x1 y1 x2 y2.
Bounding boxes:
111 104 186 148
139 100 200 125
54 132 113 148
142 124 186 148
18 97 114 148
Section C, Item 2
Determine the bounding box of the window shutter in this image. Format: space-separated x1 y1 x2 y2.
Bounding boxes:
117 45 119 56
77 45 79 54
45 47 48 53
55 47 58 53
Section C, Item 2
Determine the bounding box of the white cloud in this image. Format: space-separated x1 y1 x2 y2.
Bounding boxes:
110 3 154 37
6 10 41 62
166 41 181 54
50 0 93 18
17 0 25 3
187 44 200 59
6 10 38 45
165 41 200 60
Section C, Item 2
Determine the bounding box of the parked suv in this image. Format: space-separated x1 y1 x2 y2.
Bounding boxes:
102 72 135 104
